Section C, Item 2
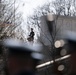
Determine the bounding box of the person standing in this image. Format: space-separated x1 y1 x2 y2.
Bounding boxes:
27 28 35 42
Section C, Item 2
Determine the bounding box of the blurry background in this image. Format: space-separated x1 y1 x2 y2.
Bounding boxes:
0 0 76 75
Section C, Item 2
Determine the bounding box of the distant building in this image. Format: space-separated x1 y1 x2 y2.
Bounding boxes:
40 15 76 46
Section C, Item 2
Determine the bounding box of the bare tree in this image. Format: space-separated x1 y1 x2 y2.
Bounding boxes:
27 4 60 54
52 0 76 16
0 0 23 40
27 7 62 75
0 1 26 75
27 3 72 75
27 0 76 59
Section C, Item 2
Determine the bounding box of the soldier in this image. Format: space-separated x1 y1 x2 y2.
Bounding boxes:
29 28 35 39
27 28 35 42
2 39 44 75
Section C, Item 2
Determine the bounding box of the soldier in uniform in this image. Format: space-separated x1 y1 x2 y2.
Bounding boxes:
2 39 43 75
29 28 35 39
27 28 35 42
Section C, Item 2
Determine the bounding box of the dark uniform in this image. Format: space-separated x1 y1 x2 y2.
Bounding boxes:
29 31 35 39
27 28 35 42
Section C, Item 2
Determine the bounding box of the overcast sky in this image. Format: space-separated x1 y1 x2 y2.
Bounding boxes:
16 0 52 31
17 0 52 20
